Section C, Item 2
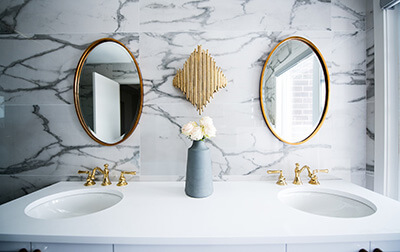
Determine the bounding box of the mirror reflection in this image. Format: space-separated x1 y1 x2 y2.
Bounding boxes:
74 38 143 146
260 37 329 144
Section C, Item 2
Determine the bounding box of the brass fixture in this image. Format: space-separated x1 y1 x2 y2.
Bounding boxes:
293 163 311 185
309 168 329 185
77 170 95 186
78 164 112 186
267 170 287 186
173 45 228 114
292 163 329 185
95 163 112 186
117 171 137 186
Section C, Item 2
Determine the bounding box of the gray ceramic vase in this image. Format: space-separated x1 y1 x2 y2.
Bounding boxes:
185 140 213 198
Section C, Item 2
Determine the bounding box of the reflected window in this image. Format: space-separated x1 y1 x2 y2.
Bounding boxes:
275 54 325 141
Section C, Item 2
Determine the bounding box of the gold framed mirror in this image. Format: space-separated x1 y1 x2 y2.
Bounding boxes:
73 38 143 146
260 36 329 145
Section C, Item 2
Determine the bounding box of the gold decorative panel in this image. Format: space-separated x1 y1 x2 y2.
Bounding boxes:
173 45 227 114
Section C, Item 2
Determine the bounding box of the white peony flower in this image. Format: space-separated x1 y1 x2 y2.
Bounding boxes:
182 117 216 141
203 124 216 138
190 125 204 141
199 116 214 128
181 121 197 136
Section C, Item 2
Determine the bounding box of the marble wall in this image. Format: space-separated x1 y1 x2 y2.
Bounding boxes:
365 0 375 190
366 0 375 172
0 0 367 204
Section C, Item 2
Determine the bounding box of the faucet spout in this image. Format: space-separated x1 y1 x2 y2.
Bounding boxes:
90 166 103 179
293 163 312 185
90 164 112 186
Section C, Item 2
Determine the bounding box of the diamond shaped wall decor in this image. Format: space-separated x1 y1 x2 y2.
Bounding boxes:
173 45 228 115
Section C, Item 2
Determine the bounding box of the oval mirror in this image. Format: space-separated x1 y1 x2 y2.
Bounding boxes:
260 36 329 145
74 38 143 146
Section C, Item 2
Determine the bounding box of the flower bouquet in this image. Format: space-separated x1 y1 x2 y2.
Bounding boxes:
181 116 216 141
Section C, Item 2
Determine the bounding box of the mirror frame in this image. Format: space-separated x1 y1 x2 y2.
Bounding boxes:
259 36 330 145
73 38 143 146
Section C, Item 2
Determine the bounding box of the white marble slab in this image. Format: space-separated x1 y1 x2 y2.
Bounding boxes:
0 104 140 177
0 0 140 34
0 33 139 105
332 0 366 31
140 0 330 32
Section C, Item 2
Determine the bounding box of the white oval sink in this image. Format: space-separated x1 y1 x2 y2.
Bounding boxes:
278 188 377 218
25 189 123 220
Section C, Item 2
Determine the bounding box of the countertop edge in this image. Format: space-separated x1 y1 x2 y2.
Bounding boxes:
1 233 399 245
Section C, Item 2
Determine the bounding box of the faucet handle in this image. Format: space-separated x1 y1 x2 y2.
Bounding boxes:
117 171 137 186
78 170 96 186
309 169 329 185
267 170 287 186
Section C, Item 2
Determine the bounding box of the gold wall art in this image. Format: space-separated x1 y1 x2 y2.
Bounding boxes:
173 45 228 114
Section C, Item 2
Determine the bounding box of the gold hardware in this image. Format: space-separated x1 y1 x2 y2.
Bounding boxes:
117 171 136 186
79 164 112 186
293 163 313 185
308 169 329 185
173 45 228 115
96 163 112 186
267 170 287 186
78 170 96 186
293 163 329 185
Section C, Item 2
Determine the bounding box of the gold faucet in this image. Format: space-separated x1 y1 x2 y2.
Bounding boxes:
78 164 112 186
308 168 329 185
117 171 136 186
293 163 312 185
293 163 329 185
267 169 287 186
77 170 94 186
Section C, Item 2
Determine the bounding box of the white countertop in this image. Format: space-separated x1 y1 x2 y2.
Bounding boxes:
1 180 400 245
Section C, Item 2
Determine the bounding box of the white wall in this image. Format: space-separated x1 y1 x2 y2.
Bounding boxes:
0 0 367 204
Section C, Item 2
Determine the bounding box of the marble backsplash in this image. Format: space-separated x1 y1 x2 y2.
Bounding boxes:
0 0 367 204
366 0 375 178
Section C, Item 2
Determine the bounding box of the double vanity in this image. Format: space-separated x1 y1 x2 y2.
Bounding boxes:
1 36 399 252
1 179 400 252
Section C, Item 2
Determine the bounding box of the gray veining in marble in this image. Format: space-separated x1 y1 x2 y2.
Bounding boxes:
0 33 139 105
0 0 368 204
332 0 366 31
0 0 140 35
140 0 331 32
365 0 374 174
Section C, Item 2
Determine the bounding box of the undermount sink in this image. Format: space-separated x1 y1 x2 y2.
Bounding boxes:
25 189 123 220
278 188 377 218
